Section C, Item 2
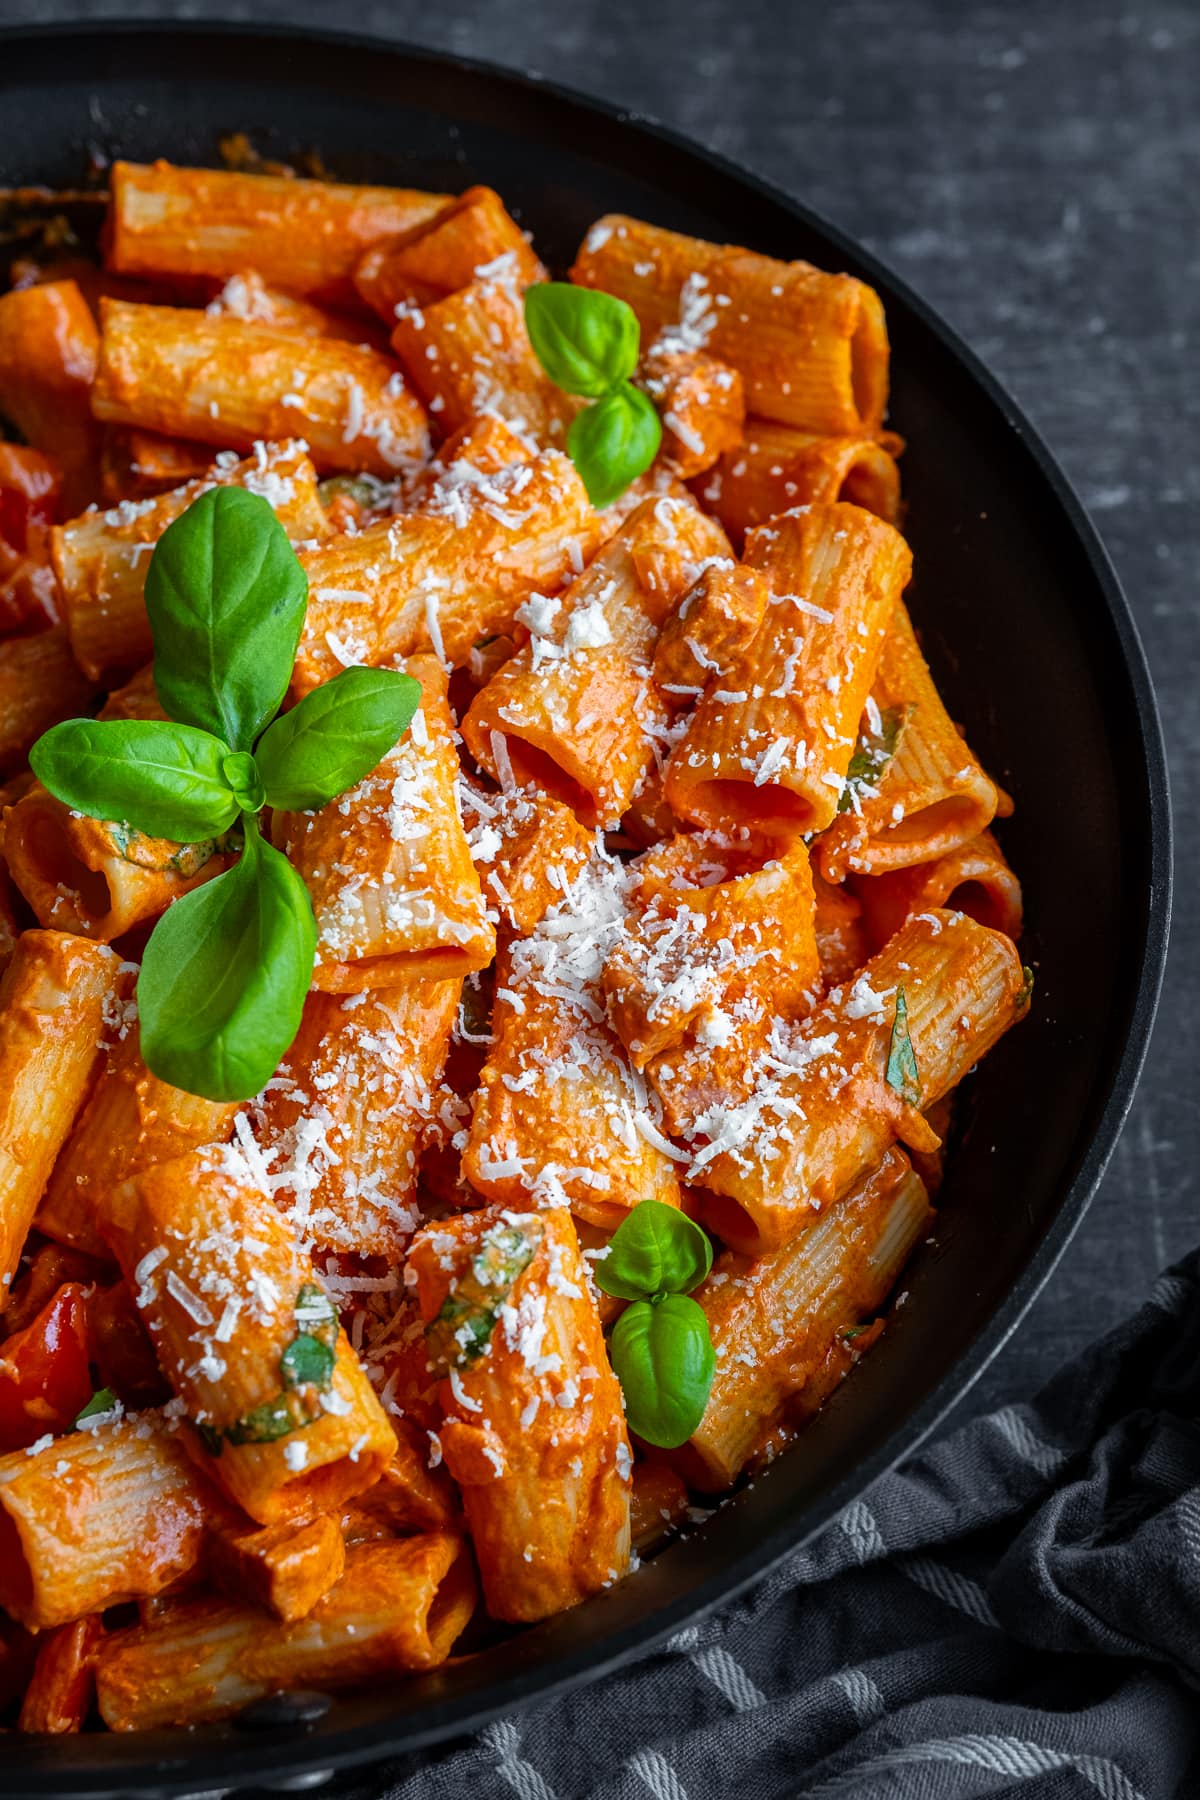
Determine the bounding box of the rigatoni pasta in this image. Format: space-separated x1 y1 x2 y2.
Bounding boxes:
274 654 494 991
54 438 328 682
665 501 911 837
571 215 889 435
0 1413 218 1629
0 158 1034 1733
95 1534 475 1729
106 160 449 303
98 1147 397 1524
406 1205 631 1621
92 300 430 477
813 598 1007 882
0 931 117 1298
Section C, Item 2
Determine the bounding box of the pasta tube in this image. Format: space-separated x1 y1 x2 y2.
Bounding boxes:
682 1148 932 1488
815 599 1007 881
275 655 494 991
812 867 870 985
37 995 238 1260
356 183 544 317
209 1512 346 1623
95 1534 475 1730
100 427 214 502
0 931 117 1301
665 501 911 837
603 832 821 1068
250 977 461 1259
55 439 328 682
99 1147 396 1524
17 1614 104 1734
294 447 598 692
0 280 101 511
0 1413 216 1629
640 340 745 478
697 420 903 547
4 783 234 942
107 160 448 304
460 781 595 934
855 828 1024 949
462 493 732 827
571 215 889 435
0 628 96 776
690 909 1025 1253
464 860 684 1227
391 271 577 446
92 300 430 477
407 1205 631 1621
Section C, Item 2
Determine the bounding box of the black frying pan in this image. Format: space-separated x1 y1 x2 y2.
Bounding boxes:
0 22 1171 1796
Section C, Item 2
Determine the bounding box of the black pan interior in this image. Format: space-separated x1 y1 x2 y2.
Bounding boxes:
0 24 1170 1796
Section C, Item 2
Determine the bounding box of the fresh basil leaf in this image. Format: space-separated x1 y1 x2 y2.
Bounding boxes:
885 985 921 1107
524 282 640 398
254 667 421 812
1018 964 1035 1011
567 381 662 508
610 1294 716 1449
31 717 242 841
138 823 316 1103
145 487 308 752
74 1387 118 1425
595 1200 713 1303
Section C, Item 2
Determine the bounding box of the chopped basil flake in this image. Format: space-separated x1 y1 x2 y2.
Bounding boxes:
838 704 908 814
427 1219 541 1369
885 985 921 1107
281 1332 336 1391
225 1386 325 1446
195 1281 339 1452
74 1386 117 1424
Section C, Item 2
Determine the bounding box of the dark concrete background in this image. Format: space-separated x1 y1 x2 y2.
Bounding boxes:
1 0 1195 1472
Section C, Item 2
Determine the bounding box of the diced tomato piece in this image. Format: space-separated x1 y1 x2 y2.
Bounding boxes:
0 1282 93 1453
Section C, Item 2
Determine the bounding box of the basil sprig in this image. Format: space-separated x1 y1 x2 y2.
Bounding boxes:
596 1201 716 1448
524 283 662 507
30 487 421 1103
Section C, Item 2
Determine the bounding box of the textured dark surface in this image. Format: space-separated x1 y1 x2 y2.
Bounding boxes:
1 0 1194 1445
